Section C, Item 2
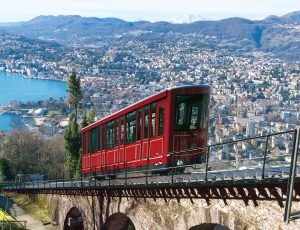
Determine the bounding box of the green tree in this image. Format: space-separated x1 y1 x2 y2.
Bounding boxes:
67 72 82 123
74 157 82 179
0 158 13 181
88 108 96 125
65 71 82 177
64 113 81 177
81 112 88 129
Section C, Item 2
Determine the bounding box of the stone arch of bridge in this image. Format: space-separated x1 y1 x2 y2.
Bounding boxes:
176 204 234 230
63 206 85 230
103 212 136 230
189 223 230 230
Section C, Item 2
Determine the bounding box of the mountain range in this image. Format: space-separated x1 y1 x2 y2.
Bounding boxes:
1 11 300 61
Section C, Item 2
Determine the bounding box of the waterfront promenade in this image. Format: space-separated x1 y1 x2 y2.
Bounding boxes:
0 106 16 115
0 106 11 115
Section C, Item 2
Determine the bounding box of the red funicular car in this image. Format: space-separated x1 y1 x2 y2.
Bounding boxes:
81 85 210 177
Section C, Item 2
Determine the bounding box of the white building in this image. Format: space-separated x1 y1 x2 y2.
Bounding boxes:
246 122 255 137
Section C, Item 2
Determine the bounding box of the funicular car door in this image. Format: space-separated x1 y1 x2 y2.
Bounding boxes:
149 101 165 167
113 118 120 171
124 110 140 169
142 105 150 167
136 108 143 167
119 116 125 170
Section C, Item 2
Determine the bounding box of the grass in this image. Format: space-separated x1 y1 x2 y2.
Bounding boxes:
0 209 14 221
9 194 52 224
47 110 61 116
0 209 23 229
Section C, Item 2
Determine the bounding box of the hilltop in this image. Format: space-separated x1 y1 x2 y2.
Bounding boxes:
1 11 300 61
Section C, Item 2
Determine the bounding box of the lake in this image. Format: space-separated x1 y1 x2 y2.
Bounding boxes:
0 72 67 132
0 72 67 105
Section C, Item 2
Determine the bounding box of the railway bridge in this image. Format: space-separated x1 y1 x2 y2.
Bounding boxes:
1 129 300 230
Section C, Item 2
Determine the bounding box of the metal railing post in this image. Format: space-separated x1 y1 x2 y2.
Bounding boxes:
71 173 73 187
262 135 270 179
146 156 149 185
94 169 96 187
284 129 300 222
55 173 57 188
171 153 175 184
80 172 83 188
108 173 111 187
125 161 128 186
205 146 210 182
62 172 64 188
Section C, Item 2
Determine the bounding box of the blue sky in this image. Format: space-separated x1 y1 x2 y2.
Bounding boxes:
0 0 299 22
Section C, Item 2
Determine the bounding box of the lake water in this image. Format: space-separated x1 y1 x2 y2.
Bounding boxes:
0 72 67 132
0 112 24 132
0 72 67 105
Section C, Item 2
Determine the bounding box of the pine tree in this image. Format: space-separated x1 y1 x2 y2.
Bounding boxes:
81 112 88 129
88 108 96 125
64 113 81 177
65 71 82 177
67 72 82 123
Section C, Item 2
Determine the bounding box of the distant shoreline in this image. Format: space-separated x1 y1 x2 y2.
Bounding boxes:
0 110 36 133
0 71 66 83
0 111 23 132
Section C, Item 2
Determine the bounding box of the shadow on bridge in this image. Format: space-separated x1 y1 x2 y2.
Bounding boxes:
64 207 84 230
86 180 300 209
103 212 135 230
189 223 230 230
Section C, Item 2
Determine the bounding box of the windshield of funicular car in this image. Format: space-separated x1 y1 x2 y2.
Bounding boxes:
175 93 209 131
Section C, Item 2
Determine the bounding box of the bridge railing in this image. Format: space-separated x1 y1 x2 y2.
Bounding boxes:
0 129 297 190
206 129 296 180
0 220 27 229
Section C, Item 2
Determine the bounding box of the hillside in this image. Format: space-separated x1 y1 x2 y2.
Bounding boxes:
1 11 300 61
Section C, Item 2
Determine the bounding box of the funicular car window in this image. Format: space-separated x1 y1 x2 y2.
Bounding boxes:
107 121 114 149
92 127 98 152
158 107 164 136
121 116 124 145
151 103 156 137
82 133 86 154
137 109 142 140
98 126 101 151
115 119 119 147
126 111 136 144
189 106 199 130
101 125 105 150
88 131 91 153
175 94 209 131
200 94 209 129
144 106 149 139
177 102 186 126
